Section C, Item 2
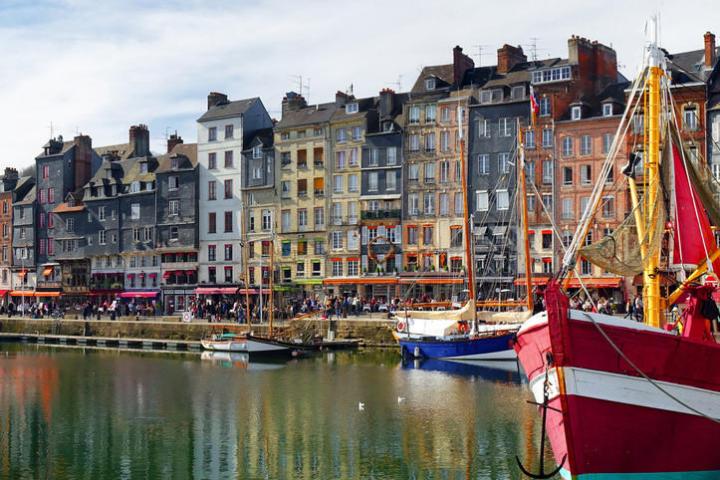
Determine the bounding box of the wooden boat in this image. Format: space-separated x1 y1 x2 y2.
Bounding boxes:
200 332 291 355
514 20 720 479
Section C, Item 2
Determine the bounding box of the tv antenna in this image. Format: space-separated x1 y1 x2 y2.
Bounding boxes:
473 44 492 66
387 75 402 91
521 37 548 62
290 75 311 102
47 121 55 139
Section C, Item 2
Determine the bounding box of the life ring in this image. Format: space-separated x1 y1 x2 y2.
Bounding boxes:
396 321 406 332
368 235 396 264
458 321 468 334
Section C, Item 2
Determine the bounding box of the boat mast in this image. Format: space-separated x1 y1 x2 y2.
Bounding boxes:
643 19 663 328
241 194 251 326
517 120 534 311
458 105 477 323
269 235 275 336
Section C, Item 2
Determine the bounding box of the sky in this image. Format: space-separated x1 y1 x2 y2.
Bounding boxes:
0 0 718 169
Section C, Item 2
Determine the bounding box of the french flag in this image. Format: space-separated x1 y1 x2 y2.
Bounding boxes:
529 85 540 118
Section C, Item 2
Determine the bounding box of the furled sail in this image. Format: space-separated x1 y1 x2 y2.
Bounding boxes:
670 139 720 271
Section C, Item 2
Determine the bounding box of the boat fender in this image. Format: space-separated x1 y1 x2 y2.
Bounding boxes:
396 321 406 332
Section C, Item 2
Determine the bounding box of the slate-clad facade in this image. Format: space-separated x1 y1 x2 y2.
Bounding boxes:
0 168 19 298
156 136 199 313
12 181 36 298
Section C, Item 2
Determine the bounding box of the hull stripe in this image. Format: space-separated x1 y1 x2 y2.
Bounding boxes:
560 467 720 479
531 366 720 420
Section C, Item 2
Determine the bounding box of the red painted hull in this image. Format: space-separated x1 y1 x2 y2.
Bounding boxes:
515 297 720 477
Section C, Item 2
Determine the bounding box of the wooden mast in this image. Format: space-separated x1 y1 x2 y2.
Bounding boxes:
269 236 275 336
458 106 477 322
242 196 251 326
517 120 534 311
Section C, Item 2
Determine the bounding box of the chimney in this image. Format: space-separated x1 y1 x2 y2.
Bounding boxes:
207 92 228 110
453 45 475 87
281 91 307 115
2 167 19 192
705 32 716 68
335 91 352 107
167 133 183 154
497 44 527 74
379 88 395 118
129 124 150 157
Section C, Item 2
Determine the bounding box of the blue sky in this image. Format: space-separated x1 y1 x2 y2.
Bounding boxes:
1 0 718 167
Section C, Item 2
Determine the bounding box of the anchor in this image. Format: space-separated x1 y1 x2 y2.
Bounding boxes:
516 355 567 479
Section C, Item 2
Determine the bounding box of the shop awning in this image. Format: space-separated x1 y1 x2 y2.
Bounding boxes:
10 290 34 297
119 291 159 298
0 290 8 297
293 278 323 285
36 291 61 297
194 287 238 295
324 277 398 285
565 277 623 289
42 267 53 277
399 278 464 285
237 288 271 295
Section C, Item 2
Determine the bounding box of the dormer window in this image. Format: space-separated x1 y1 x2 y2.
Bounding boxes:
252 145 262 159
171 157 180 170
140 163 148 174
425 78 436 91
571 106 582 120
130 181 140 193
511 86 525 99
346 102 359 114
383 121 394 132
67 197 75 207
603 104 613 117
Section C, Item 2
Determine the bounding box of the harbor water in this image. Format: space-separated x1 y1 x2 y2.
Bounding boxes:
0 344 553 479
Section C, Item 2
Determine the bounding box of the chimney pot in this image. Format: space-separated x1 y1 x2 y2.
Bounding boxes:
705 32 716 68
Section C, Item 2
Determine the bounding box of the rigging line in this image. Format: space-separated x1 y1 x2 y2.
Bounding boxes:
579 311 720 424
668 91 713 272
562 70 648 270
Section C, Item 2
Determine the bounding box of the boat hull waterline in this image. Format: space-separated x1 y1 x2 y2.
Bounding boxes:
514 295 720 478
398 332 517 360
200 336 290 354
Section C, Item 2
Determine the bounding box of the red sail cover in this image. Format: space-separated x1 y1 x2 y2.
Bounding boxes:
672 143 720 271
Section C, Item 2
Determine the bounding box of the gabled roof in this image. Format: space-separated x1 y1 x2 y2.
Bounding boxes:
276 102 337 129
15 185 35 205
122 156 157 183
243 129 274 152
411 64 454 93
94 142 134 161
197 97 259 122
37 140 75 159
666 47 720 84
156 143 198 173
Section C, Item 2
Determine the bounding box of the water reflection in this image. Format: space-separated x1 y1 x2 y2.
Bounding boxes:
400 358 523 384
0 345 553 479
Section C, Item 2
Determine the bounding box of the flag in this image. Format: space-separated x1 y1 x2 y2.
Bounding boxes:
529 85 540 126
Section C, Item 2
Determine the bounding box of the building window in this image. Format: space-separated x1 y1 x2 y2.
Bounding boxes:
223 211 232 233
224 244 233 261
133 228 141 242
169 200 179 216
562 198 573 219
48 188 55 204
532 66 571 84
208 181 217 201
208 212 216 234
602 133 612 154
208 127 217 142
208 267 216 283
170 227 178 240
563 166 573 186
262 209 272 231
499 118 512 137
581 165 592 185
633 113 644 134
224 179 233 199
168 175 179 190
477 154 490 175
422 226 433 245
346 102 359 114
224 150 234 168
425 104 436 123
571 106 582 120
425 132 436 152
496 189 509 210
42 165 49 179
602 195 615 218
499 153 511 174
143 226 152 241
476 190 489 211
542 127 553 148
603 104 613 117
542 193 553 211
423 193 435 214
526 130 535 148
424 78 436 91
131 203 140 220
439 193 449 215
539 97 551 116
208 152 217 169
683 105 698 132
562 137 573 157
409 134 420 151
208 245 216 261
408 106 420 124
580 135 592 156
297 209 307 229
542 160 553 184
225 124 234 139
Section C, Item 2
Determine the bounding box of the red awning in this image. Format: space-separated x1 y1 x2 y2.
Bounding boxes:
163 271 172 279
119 291 159 298
194 287 238 295
149 273 157 278
0 290 9 296
565 277 623 289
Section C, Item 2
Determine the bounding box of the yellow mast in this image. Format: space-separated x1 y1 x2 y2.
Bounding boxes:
517 122 534 312
642 48 663 327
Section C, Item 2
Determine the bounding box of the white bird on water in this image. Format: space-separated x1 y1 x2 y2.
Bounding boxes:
397 397 405 404
358 402 365 411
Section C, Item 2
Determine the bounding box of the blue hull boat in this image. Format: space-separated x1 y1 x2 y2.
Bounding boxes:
398 332 517 360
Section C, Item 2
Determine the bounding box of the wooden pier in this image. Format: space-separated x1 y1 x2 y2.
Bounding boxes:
0 332 202 351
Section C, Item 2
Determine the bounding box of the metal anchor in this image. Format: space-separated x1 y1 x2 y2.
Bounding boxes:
516 359 567 479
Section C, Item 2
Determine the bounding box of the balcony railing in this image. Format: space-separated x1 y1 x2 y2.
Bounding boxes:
361 209 401 220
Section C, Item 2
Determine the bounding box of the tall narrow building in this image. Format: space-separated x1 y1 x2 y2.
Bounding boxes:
197 93 272 294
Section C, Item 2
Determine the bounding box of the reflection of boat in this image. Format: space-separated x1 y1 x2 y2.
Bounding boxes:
199 351 286 370
515 23 720 479
402 357 521 384
200 332 290 355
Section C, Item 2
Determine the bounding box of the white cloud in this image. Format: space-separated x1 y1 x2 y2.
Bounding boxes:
0 0 718 167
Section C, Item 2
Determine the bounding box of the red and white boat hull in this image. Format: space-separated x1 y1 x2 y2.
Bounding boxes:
515 292 720 479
